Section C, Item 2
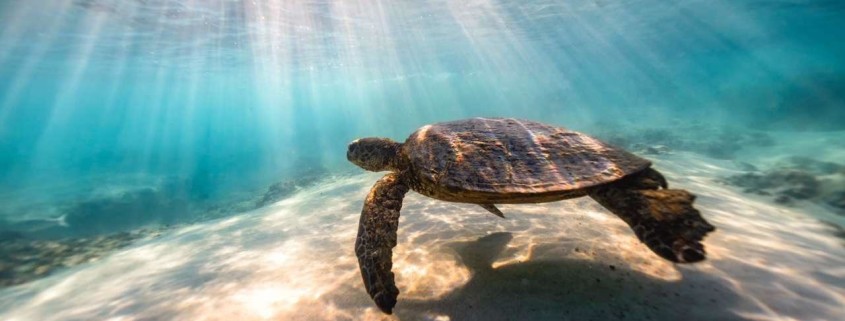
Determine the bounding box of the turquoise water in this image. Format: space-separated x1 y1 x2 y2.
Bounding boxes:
2 0 843 195
1 1 844 320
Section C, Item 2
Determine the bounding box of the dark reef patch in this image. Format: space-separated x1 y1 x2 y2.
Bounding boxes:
254 166 329 208
593 121 775 160
823 191 845 212
61 187 188 237
0 228 164 288
725 170 821 204
820 221 845 246
777 156 845 175
723 157 845 213
2 167 334 241
0 167 334 288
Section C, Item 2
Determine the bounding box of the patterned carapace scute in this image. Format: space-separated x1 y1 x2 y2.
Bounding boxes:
403 117 651 194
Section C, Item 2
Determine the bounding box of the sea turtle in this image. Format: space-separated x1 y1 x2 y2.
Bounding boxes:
347 117 715 313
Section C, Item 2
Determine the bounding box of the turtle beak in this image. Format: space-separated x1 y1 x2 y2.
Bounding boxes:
346 137 397 172
347 140 360 163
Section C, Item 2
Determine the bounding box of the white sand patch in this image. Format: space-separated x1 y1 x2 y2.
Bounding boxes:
0 153 843 320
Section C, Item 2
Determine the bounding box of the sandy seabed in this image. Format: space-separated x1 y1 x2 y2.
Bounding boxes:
0 150 843 321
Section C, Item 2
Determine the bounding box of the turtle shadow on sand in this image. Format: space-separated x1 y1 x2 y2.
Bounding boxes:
397 233 750 321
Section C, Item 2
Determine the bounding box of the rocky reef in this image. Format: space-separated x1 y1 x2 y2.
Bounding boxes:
1 177 193 240
724 156 845 213
62 186 188 236
254 167 329 208
0 166 334 288
0 228 164 287
594 121 775 160
1 165 332 241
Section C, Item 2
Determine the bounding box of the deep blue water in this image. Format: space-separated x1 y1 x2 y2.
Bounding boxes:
0 0 844 227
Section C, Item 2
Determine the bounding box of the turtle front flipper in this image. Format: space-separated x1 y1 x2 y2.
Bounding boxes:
588 169 715 263
355 173 409 314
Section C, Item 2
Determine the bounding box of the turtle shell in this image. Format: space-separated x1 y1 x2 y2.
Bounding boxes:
403 118 650 196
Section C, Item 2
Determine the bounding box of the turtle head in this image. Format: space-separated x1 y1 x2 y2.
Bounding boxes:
347 137 403 172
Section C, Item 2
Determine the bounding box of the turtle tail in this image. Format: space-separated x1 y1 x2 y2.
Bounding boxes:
588 168 715 263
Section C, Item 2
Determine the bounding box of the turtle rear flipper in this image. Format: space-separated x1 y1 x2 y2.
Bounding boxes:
589 170 715 263
355 173 409 314
479 204 505 218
